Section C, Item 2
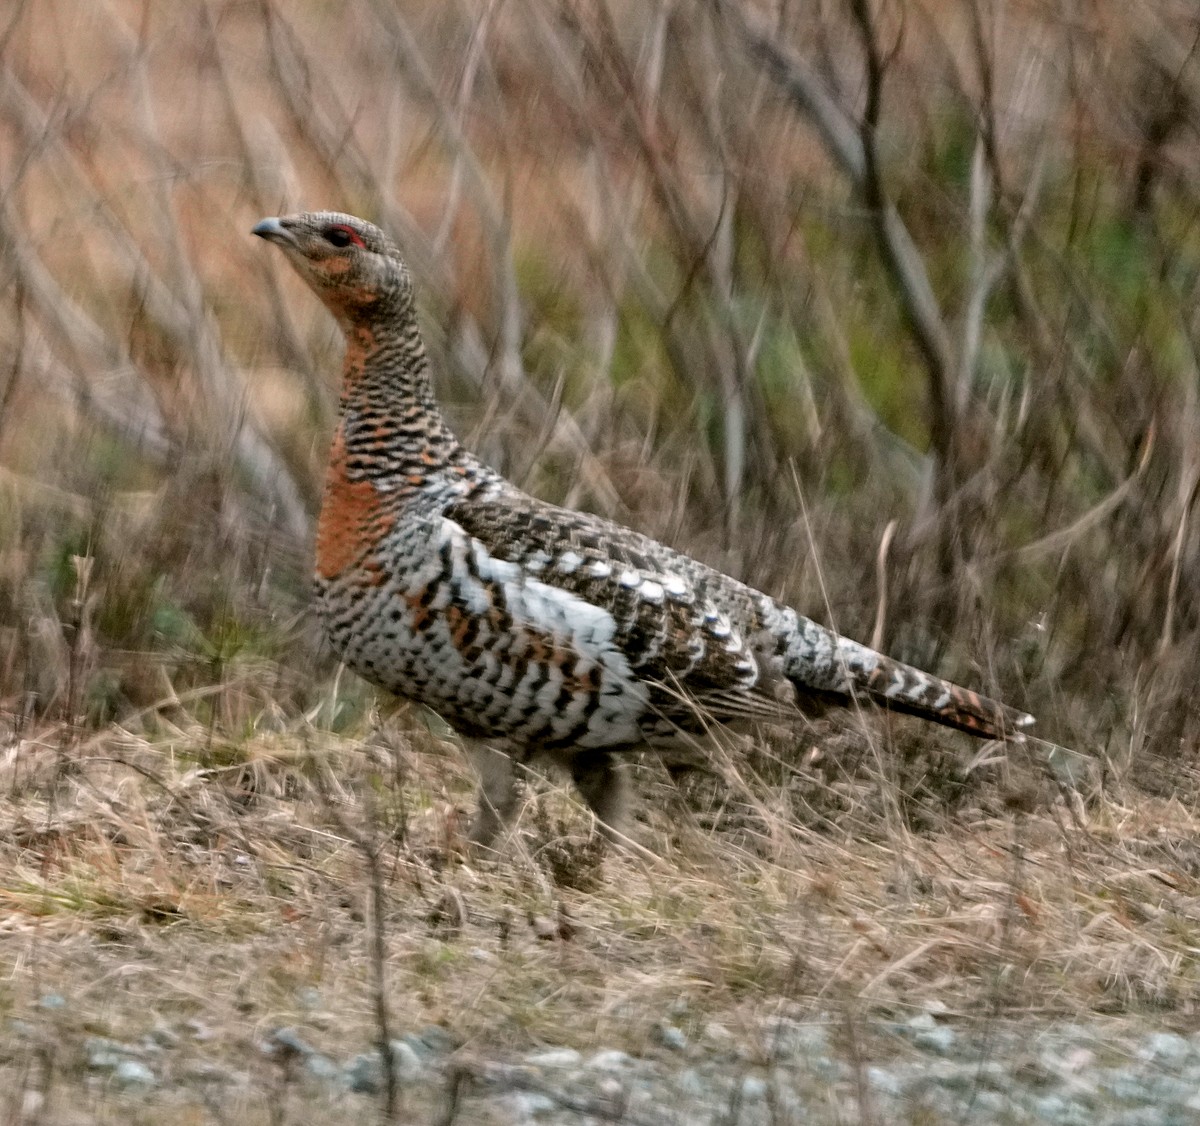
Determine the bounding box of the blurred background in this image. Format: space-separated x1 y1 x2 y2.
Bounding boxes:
4 0 1200 779
10 4 1200 1118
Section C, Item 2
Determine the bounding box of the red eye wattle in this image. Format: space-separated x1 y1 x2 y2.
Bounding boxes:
324 224 366 249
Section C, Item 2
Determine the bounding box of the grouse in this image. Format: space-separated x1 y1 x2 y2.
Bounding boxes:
253 211 1034 847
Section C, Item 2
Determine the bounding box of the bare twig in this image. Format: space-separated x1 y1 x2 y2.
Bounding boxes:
313 767 401 1120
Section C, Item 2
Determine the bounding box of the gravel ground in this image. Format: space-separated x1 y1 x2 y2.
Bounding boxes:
17 999 1200 1124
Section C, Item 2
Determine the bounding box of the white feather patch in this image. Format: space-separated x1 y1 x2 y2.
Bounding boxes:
556 550 583 574
663 573 688 597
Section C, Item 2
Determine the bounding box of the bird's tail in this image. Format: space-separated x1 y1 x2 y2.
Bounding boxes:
849 648 1034 739
782 621 1034 739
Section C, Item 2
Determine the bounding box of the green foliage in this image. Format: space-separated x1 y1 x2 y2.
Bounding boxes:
847 320 928 450
610 292 672 392
515 252 584 371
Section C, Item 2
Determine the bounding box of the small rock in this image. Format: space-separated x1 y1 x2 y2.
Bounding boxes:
1044 1045 1095 1077
526 1048 582 1068
595 1075 624 1099
267 1027 314 1058
85 1037 128 1072
113 1059 156 1088
503 1091 556 1117
765 1018 828 1061
185 1019 215 1041
904 1012 937 1034
388 1040 424 1083
37 993 67 1011
867 1066 901 1096
919 1027 957 1055
417 1025 457 1054
701 1022 737 1054
906 1013 956 1056
1142 1075 1196 1107
295 986 322 1010
676 1068 707 1097
587 1049 633 1071
740 1075 767 1100
972 1060 1011 1090
306 1053 339 1081
969 1090 1011 1117
145 1025 180 1050
1138 1032 1190 1066
344 1053 382 1094
344 1044 424 1092
1104 1072 1153 1103
653 1023 688 1051
1031 1094 1095 1126
772 1090 808 1121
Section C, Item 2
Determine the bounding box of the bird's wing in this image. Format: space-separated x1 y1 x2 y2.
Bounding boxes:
441 492 791 726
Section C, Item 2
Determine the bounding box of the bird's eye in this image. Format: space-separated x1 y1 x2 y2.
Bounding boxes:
324 224 364 249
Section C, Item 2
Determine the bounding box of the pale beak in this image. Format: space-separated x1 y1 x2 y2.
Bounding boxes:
251 217 296 247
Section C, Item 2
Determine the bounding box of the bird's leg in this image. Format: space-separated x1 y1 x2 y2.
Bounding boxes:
569 750 631 846
465 743 521 849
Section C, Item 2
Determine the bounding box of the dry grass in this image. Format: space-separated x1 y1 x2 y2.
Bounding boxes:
5 0 1200 1119
4 700 1200 1120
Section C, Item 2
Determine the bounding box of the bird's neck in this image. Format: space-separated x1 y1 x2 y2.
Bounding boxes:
334 313 472 488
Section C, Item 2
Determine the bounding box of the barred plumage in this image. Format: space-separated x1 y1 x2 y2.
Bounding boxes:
253 211 1034 847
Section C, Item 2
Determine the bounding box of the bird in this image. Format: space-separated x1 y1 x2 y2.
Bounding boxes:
253 210 1034 849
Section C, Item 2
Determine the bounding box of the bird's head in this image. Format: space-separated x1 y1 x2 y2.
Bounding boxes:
252 211 411 326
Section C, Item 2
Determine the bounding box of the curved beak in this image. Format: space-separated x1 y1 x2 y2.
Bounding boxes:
252 217 296 246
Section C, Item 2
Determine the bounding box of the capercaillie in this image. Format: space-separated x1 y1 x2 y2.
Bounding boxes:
253 211 1034 849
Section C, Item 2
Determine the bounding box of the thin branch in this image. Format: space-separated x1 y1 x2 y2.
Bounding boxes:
849 0 955 474
718 0 958 475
